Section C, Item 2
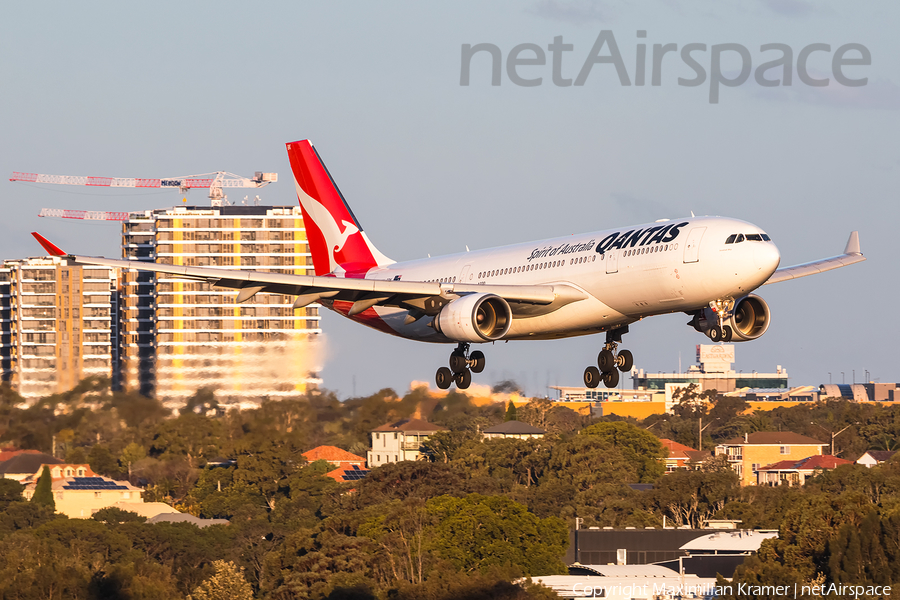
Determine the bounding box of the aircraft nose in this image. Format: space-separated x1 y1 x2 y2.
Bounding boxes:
755 241 781 276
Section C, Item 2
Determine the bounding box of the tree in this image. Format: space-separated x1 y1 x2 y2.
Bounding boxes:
580 421 666 481
188 560 253 600
0 478 24 505
120 442 147 478
31 465 55 510
426 494 568 576
504 401 518 422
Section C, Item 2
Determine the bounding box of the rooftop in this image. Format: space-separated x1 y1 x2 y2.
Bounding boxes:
680 530 778 552
303 445 365 464
719 432 825 446
483 421 546 435
372 418 444 433
860 450 897 462
758 455 853 472
0 453 62 475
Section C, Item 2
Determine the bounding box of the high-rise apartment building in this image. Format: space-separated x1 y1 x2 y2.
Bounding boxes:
120 205 321 407
0 258 116 402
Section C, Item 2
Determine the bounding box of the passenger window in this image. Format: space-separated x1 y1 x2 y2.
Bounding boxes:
726 234 736 244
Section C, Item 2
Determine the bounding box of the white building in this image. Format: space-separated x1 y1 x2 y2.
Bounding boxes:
0 258 116 402
367 418 444 467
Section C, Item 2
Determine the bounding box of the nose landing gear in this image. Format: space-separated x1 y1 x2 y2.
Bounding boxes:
436 343 485 390
584 326 633 389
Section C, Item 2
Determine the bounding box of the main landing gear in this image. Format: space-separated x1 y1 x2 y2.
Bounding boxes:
436 343 485 390
584 326 633 389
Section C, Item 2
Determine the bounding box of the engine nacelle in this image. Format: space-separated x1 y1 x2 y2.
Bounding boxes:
689 294 771 342
728 294 771 341
434 293 512 342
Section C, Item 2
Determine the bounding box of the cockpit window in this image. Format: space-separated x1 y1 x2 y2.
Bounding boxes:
746 233 763 241
725 234 737 244
761 234 771 241
735 234 745 243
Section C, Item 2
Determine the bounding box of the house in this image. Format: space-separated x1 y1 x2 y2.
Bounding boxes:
367 418 444 467
303 445 366 470
0 452 62 481
856 450 897 468
756 455 853 486
326 464 370 483
21 464 144 519
715 432 826 486
482 421 546 440
301 446 370 483
0 447 44 462
660 439 695 472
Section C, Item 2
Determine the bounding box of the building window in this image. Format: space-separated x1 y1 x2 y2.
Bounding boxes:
376 455 381 462
393 432 398 439
65 468 73 477
77 468 85 476
375 433 380 439
752 463 760 471
94 492 102 498
780 446 790 454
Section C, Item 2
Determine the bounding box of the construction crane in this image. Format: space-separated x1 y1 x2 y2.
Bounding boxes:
10 170 278 220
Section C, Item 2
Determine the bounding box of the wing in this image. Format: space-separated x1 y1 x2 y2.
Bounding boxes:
31 233 587 317
764 231 865 285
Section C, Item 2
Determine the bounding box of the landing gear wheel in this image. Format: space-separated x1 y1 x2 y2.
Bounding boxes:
449 352 467 373
455 369 472 390
470 350 486 373
436 367 453 390
722 325 733 342
616 349 633 372
602 368 620 388
598 350 616 372
709 326 723 342
584 366 601 389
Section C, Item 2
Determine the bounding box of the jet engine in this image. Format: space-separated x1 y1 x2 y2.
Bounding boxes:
689 294 771 342
434 293 512 342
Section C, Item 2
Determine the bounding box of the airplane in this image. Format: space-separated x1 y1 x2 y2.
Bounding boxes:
31 139 866 391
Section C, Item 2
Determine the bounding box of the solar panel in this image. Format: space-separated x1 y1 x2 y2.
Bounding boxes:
341 469 369 481
63 476 129 490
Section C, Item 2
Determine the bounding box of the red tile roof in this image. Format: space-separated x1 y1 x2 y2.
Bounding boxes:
0 449 42 463
660 439 695 459
325 464 370 482
302 446 365 465
758 455 852 472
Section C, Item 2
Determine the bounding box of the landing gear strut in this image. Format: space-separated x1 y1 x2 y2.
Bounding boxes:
707 299 735 342
436 343 485 390
584 326 633 389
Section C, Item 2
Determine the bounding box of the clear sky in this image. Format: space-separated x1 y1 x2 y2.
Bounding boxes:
2 1 896 398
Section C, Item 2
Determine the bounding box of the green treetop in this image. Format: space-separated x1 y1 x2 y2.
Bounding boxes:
31 465 55 511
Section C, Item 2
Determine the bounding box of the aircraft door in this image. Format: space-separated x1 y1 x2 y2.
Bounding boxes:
683 227 706 263
605 251 618 274
459 264 471 283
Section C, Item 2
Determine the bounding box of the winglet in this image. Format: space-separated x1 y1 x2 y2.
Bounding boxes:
31 232 67 256
844 231 861 255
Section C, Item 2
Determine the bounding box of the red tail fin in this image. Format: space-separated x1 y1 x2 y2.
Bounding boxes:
286 140 392 277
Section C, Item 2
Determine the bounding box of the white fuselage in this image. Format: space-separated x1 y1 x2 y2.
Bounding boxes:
330 216 781 343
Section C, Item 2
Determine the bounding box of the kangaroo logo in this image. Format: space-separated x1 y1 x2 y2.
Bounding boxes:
294 181 363 272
